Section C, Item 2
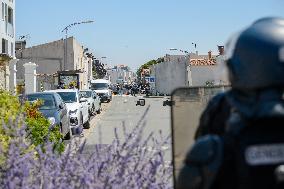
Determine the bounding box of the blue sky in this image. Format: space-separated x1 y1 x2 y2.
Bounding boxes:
16 0 284 70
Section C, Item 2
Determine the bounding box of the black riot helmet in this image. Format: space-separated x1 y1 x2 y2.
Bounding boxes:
225 17 284 91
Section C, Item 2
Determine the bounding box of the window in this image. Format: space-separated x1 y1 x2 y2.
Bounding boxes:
57 92 77 103
1 3 4 20
5 3 7 21
26 94 56 110
8 7 13 24
1 39 9 54
80 91 92 98
2 39 6 53
11 42 13 57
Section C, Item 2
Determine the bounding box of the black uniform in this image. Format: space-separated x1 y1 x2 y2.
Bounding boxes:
177 17 284 189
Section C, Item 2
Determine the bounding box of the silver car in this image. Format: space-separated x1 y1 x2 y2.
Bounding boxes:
80 89 102 116
26 92 72 140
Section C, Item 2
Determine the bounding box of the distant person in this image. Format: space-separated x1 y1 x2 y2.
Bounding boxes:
131 84 136 96
145 83 150 96
177 17 284 189
119 84 123 95
116 84 120 95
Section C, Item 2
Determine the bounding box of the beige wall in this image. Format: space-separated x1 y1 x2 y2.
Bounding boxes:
15 37 90 90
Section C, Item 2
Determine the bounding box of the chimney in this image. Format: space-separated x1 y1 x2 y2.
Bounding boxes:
208 51 212 59
195 51 198 56
218 45 225 55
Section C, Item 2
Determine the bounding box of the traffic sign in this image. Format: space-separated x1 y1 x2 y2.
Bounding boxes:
149 77 155 83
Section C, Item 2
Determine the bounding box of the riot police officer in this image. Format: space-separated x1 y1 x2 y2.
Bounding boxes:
177 17 284 189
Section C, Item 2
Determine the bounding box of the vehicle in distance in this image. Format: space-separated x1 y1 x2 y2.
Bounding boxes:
25 92 71 140
90 79 112 103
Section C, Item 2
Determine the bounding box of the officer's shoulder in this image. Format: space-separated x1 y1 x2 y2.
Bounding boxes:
207 91 229 109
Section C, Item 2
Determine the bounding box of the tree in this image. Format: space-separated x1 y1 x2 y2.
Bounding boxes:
136 57 164 79
93 60 107 79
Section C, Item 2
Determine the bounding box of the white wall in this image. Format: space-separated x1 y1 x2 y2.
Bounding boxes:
189 55 230 86
190 66 217 86
155 59 188 95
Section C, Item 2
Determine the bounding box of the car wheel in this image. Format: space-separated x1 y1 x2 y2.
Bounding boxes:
83 115 90 129
80 114 84 128
78 115 84 134
83 120 90 129
91 105 96 116
64 127 72 140
59 124 62 134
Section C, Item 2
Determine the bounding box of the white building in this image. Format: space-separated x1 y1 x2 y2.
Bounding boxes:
151 47 230 95
188 48 229 86
153 54 189 95
16 37 93 92
107 65 135 84
0 0 15 57
0 0 16 92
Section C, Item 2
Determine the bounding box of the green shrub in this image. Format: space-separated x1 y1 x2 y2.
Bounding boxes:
0 90 23 152
25 99 65 154
0 90 65 155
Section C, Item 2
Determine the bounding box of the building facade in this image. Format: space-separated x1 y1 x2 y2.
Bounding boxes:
151 47 229 95
153 54 189 95
0 0 15 57
0 0 16 91
188 47 229 86
107 65 135 84
16 37 92 92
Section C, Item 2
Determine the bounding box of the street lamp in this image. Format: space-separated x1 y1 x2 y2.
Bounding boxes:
61 20 94 70
100 56 107 67
169 48 190 54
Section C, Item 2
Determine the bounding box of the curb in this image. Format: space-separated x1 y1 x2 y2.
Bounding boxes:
144 96 170 98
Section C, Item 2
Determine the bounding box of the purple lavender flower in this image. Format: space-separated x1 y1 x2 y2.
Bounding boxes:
0 106 173 189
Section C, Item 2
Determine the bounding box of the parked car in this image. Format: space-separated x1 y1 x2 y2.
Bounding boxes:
80 89 102 116
46 89 90 132
25 92 71 140
90 79 112 102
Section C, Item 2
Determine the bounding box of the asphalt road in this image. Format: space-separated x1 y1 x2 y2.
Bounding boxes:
81 95 172 160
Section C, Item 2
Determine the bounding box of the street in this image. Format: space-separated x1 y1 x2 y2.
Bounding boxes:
81 95 172 160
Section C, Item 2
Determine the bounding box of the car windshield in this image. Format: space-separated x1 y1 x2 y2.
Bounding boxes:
26 94 56 110
91 83 108 90
57 92 77 103
80 91 92 98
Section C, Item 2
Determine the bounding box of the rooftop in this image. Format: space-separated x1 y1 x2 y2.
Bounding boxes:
190 58 217 66
189 51 217 66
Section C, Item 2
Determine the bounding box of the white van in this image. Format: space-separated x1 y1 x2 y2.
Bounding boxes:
90 79 112 103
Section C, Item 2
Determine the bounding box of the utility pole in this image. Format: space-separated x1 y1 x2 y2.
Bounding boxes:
61 20 94 71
